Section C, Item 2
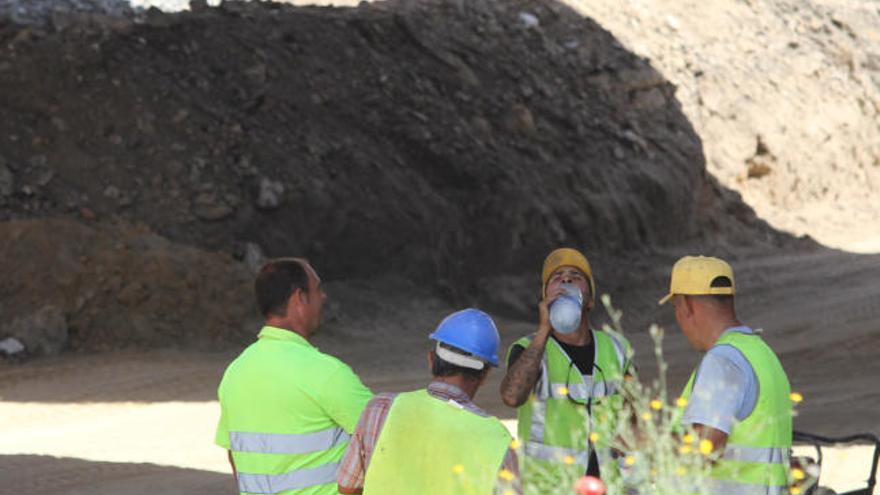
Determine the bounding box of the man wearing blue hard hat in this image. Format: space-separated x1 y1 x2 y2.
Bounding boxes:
337 309 520 495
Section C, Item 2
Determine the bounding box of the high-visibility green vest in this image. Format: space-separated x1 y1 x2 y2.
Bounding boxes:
216 326 372 495
680 331 792 495
510 330 631 490
362 389 512 495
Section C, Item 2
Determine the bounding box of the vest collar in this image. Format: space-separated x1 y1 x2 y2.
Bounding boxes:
257 325 313 347
720 326 754 337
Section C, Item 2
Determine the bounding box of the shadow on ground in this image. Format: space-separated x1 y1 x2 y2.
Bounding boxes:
0 455 235 495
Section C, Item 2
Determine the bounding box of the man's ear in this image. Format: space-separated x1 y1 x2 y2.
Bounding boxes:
585 292 596 311
683 295 697 318
288 289 305 315
478 368 491 387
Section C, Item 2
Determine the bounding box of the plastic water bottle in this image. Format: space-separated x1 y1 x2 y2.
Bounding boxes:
549 283 583 334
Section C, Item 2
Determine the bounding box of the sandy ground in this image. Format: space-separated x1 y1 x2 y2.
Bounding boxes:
2 246 879 494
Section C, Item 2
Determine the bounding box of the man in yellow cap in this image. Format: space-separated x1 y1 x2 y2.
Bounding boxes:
660 256 792 495
499 248 633 490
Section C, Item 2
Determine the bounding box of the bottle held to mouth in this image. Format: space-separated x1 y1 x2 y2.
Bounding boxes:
549 283 583 334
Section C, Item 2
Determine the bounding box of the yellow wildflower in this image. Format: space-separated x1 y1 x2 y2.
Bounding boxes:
682 433 695 444
563 455 575 465
557 386 570 396
699 439 714 455
452 464 464 474
791 468 805 481
510 439 521 450
676 397 688 408
641 411 652 421
498 469 515 481
790 392 804 403
624 455 636 466
679 445 693 454
650 400 663 410
589 432 600 443
791 486 802 495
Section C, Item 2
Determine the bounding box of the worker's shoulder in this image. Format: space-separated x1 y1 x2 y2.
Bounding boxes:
511 333 535 348
593 328 632 352
704 343 754 374
311 348 356 373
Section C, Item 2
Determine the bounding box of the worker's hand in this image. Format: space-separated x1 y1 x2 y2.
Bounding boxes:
538 287 565 336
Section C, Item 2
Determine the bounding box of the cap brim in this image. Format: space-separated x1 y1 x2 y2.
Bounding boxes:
658 293 673 305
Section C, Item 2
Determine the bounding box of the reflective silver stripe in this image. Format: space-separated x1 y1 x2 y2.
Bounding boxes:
710 479 788 495
237 462 339 494
548 379 621 400
722 445 790 464
524 441 590 466
535 355 551 400
549 381 590 400
529 398 547 444
230 428 350 455
591 377 621 397
608 332 628 370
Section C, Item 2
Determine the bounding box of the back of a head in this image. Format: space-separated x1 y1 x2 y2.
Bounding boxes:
254 258 309 318
659 255 736 306
693 275 737 315
428 308 500 382
431 343 489 382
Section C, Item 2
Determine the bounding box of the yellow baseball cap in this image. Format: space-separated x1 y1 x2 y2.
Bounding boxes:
658 256 735 305
542 248 595 298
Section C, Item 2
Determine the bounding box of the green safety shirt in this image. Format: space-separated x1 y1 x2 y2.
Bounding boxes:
510 330 631 491
680 331 792 495
362 389 512 495
215 326 373 495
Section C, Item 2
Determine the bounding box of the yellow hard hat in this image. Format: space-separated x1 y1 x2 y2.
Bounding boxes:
542 248 595 298
658 256 735 305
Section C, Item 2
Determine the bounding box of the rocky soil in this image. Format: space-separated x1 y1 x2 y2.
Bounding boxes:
0 0 803 351
579 0 880 250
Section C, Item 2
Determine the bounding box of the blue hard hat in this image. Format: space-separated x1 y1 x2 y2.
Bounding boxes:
428 308 500 367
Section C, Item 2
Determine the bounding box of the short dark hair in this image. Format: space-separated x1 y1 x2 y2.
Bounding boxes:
707 275 735 305
688 293 735 308
254 258 310 317
430 343 488 381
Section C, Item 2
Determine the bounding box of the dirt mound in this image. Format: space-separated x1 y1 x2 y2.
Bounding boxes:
0 0 799 349
0 218 255 350
581 0 880 250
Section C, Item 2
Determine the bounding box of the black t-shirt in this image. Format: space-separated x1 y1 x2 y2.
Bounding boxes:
508 334 601 477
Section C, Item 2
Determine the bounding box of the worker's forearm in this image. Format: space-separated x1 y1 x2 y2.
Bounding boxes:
693 424 729 454
338 487 363 494
500 333 548 407
227 450 238 484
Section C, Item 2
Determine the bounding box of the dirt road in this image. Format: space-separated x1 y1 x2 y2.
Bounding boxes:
1 247 879 494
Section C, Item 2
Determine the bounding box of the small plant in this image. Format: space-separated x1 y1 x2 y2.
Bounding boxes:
465 296 804 494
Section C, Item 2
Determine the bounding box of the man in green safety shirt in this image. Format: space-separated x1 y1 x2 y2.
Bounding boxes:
215 257 373 495
659 255 793 495
337 308 519 495
499 247 633 490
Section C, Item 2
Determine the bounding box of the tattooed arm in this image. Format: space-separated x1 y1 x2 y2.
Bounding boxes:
499 288 564 408
500 336 548 407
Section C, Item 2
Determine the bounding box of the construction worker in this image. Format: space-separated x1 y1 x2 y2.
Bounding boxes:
659 255 792 495
215 258 373 495
499 247 633 489
337 308 519 495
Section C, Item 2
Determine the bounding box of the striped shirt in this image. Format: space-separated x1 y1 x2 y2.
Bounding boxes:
337 381 521 494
